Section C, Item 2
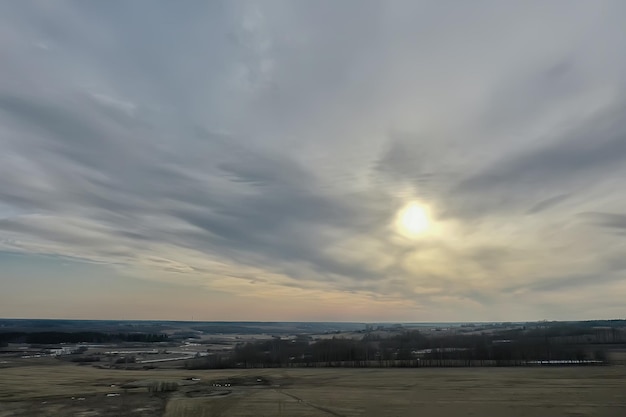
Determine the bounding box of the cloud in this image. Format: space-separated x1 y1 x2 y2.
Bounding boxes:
1 0 626 320
448 100 626 219
526 194 571 214
580 212 626 232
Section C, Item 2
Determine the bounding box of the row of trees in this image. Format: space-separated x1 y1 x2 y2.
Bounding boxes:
185 328 614 369
0 331 168 346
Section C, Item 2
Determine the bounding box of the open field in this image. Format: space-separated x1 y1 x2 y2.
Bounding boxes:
1 360 625 416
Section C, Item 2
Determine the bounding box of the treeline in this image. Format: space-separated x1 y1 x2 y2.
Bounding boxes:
492 324 625 345
225 359 603 369
185 328 614 370
0 331 168 345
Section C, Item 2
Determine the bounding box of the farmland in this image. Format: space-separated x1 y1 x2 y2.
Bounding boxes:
1 360 625 416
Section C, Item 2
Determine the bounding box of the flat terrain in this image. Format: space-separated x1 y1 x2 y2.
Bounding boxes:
1 360 625 416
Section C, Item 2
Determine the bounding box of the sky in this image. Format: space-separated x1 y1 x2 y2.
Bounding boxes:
1 1 626 322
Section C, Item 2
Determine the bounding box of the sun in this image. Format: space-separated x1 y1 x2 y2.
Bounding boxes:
396 202 430 237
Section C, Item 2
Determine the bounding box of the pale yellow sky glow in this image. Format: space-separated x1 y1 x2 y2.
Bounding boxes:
1 1 626 322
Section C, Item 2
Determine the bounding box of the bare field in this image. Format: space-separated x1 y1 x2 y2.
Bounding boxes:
1 362 625 416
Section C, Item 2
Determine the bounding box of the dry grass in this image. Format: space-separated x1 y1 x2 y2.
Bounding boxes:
1 361 625 416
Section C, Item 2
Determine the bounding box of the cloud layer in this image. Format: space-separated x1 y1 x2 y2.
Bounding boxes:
1 1 626 321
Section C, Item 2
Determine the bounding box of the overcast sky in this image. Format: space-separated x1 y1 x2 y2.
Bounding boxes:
1 1 625 322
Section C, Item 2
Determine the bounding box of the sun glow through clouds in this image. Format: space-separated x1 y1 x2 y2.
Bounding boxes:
396 202 431 237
